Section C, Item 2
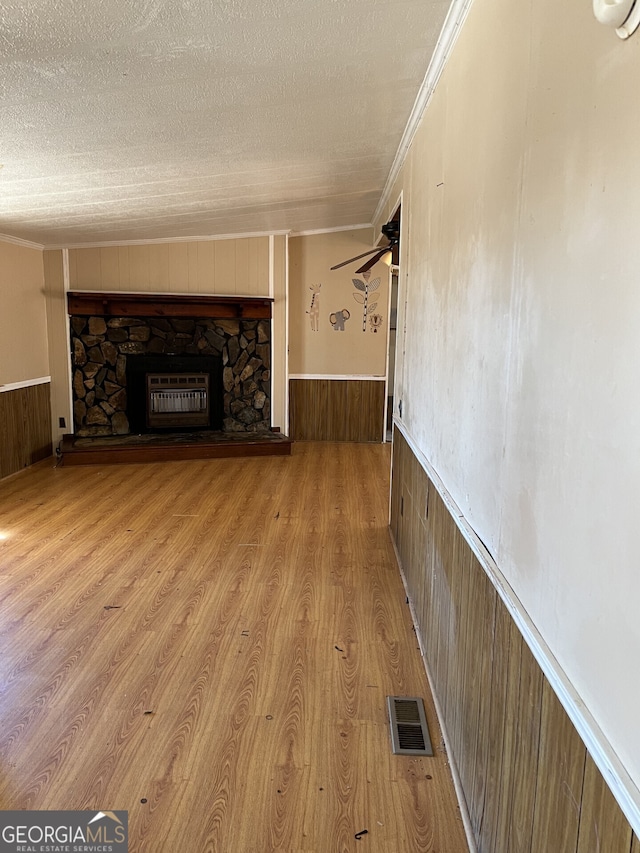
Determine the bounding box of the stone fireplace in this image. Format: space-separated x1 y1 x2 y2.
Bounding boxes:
68 292 273 438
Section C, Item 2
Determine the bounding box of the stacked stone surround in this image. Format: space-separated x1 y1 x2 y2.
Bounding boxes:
70 315 271 437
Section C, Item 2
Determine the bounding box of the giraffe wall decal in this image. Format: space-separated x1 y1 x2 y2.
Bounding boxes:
306 283 321 331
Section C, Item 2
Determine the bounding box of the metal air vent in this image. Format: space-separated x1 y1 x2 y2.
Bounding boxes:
387 696 433 756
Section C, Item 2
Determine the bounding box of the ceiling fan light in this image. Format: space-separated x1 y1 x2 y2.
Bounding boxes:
593 0 640 36
331 220 399 272
616 0 640 35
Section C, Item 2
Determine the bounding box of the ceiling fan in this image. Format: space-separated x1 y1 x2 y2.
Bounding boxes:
330 220 400 274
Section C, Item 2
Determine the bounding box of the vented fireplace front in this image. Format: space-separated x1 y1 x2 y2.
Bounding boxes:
146 373 210 428
126 354 223 434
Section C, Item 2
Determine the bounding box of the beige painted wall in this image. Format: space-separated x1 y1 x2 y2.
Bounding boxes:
68 237 270 295
289 229 390 376
0 240 48 386
379 0 640 801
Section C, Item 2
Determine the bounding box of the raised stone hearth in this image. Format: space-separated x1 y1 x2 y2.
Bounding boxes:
59 428 292 465
70 307 272 437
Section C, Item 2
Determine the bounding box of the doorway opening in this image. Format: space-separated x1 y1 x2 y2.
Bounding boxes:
385 203 401 441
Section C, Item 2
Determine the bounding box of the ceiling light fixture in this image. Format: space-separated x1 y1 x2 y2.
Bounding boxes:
593 0 640 38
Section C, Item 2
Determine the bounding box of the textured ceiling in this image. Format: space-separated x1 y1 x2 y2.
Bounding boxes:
0 0 451 247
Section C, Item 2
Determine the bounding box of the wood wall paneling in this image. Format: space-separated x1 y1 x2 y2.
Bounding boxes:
149 243 170 291
478 598 516 853
443 528 472 777
235 239 250 292
72 248 102 289
428 489 448 705
118 247 131 290
168 243 189 291
0 389 22 477
467 567 498 839
505 638 544 853
576 754 633 853
390 433 403 554
530 679 586 853
289 379 385 442
101 246 121 290
128 245 151 290
409 497 428 646
0 384 53 479
390 428 637 853
392 431 405 548
26 384 53 468
214 240 236 291
434 488 464 727
411 457 429 643
489 616 526 853
194 241 213 293
68 237 270 296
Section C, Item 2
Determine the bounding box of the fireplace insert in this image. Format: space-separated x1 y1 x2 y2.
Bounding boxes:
126 354 223 433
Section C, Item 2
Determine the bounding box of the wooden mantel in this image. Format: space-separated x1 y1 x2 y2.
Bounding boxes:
67 291 273 319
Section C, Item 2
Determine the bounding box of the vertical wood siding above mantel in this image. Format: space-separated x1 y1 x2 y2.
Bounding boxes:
67 237 270 296
390 427 638 853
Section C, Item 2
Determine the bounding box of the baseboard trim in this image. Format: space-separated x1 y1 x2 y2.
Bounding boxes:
393 418 640 839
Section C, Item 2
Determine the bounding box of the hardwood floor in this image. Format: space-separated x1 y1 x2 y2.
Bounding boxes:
0 443 468 853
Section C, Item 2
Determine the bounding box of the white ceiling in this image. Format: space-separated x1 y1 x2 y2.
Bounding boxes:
0 0 452 247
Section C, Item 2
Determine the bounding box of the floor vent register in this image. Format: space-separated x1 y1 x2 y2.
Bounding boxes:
386 696 433 756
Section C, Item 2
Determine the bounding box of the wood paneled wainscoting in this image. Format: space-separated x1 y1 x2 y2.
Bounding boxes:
289 378 385 441
0 380 53 479
390 427 639 853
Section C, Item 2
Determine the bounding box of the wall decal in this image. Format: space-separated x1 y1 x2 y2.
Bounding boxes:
352 271 380 331
329 309 350 331
369 313 383 333
306 283 321 331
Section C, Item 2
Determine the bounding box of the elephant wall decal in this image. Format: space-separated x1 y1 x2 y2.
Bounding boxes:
329 309 350 331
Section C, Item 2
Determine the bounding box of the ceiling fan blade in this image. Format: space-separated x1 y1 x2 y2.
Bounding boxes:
330 247 387 270
355 247 391 274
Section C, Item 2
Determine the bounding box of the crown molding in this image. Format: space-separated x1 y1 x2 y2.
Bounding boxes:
373 0 475 226
45 229 291 251
289 223 373 238
0 233 45 251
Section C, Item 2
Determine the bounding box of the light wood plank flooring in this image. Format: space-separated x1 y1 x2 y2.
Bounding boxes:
0 442 468 852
